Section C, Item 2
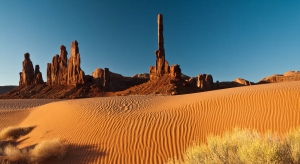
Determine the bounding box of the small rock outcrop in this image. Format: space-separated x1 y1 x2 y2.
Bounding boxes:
234 78 252 86
170 64 181 79
19 53 35 86
92 68 110 91
197 74 214 91
150 14 181 80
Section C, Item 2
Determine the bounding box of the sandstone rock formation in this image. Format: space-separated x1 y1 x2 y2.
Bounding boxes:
234 78 252 86
92 68 110 91
47 41 85 86
58 45 68 85
67 40 85 86
188 77 197 85
47 45 68 85
92 68 104 87
197 74 214 91
46 63 52 85
19 53 44 86
155 14 165 78
170 64 181 79
19 53 35 86
103 68 110 91
150 14 181 80
34 65 44 84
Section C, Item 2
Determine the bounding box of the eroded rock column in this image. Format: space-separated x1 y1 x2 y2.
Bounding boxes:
67 40 85 86
58 45 68 85
19 53 35 86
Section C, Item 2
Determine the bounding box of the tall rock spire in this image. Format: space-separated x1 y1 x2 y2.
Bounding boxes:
155 14 165 77
67 40 85 86
158 14 164 53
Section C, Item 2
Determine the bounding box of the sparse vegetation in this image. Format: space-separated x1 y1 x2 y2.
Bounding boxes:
0 126 67 163
168 127 300 164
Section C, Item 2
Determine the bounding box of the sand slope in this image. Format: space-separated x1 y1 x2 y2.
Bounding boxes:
0 81 300 163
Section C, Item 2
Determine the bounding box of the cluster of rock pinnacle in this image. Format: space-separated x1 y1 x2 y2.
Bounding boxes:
19 14 215 93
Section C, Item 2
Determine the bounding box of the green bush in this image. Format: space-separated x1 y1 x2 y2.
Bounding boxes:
168 127 300 164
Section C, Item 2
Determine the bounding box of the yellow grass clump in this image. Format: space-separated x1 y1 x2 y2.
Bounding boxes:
168 127 300 164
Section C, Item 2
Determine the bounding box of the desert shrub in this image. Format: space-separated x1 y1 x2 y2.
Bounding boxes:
168 127 300 164
0 126 35 141
29 138 67 163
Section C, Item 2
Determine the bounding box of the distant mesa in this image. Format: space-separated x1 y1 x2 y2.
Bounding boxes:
258 71 300 84
132 73 150 79
0 86 17 94
284 70 300 76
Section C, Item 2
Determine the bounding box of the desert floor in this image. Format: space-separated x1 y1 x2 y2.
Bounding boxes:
0 81 300 164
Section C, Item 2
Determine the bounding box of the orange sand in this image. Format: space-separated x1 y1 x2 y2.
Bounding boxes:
0 81 300 163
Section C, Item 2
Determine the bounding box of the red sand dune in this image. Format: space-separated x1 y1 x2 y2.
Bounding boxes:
0 81 300 163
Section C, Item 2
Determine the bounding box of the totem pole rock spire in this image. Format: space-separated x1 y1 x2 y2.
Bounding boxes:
150 14 181 80
155 14 165 77
158 14 164 53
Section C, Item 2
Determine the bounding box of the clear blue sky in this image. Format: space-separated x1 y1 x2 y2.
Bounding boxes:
1 0 300 86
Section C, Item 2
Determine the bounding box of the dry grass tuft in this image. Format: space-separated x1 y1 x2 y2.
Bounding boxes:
0 126 35 141
30 138 67 163
2 138 67 163
168 127 300 164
